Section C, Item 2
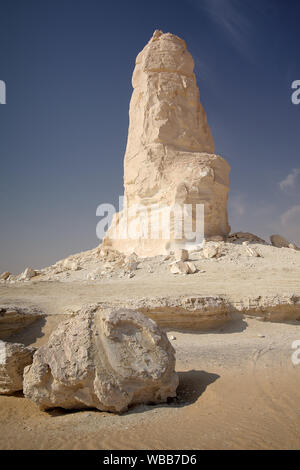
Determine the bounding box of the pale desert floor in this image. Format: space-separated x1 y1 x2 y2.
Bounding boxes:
0 305 300 449
0 244 300 450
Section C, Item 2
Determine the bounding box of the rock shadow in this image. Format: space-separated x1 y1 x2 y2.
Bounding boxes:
165 313 248 336
7 316 46 346
168 369 220 407
215 313 248 334
126 369 220 415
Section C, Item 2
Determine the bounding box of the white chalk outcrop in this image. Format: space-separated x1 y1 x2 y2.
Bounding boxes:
0 342 36 394
0 306 44 340
23 307 178 412
103 30 230 256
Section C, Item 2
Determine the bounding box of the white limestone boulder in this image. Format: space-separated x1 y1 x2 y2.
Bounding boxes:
23 307 178 413
0 342 36 394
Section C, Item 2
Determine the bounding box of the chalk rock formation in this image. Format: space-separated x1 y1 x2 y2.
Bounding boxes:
103 30 230 256
19 267 38 281
0 342 36 394
23 307 178 412
0 306 44 340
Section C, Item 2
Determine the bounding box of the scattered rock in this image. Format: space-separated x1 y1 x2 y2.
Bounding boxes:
186 262 197 274
62 259 81 271
270 234 290 248
174 249 189 262
19 267 37 281
203 245 219 259
289 243 299 250
124 261 139 272
0 342 36 394
23 307 178 412
170 261 190 274
0 272 11 281
99 248 125 263
170 260 196 275
246 246 261 258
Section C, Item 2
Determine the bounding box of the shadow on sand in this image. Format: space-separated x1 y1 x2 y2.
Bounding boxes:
167 369 220 408
166 313 248 336
47 369 219 418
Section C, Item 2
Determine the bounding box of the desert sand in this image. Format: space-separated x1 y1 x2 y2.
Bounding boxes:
0 241 300 450
0 314 299 450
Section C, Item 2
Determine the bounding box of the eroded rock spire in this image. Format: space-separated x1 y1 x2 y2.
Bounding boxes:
104 31 230 255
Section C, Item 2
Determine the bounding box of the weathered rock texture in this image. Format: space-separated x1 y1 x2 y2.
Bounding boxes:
0 306 44 340
0 342 36 394
104 30 230 256
23 307 178 412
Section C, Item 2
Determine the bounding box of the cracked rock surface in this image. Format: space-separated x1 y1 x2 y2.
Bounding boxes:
23 307 178 412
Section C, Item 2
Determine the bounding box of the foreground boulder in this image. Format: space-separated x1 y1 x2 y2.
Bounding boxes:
23 307 178 412
0 342 36 394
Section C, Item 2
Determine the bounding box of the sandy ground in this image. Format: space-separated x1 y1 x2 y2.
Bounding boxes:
0 315 300 450
0 241 300 449
1 242 300 316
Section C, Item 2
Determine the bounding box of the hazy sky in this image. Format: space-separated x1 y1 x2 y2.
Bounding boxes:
0 0 300 272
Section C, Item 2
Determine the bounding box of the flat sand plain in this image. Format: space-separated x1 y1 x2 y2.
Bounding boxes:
0 242 300 449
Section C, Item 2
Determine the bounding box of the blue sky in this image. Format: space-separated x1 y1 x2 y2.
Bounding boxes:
0 0 299 272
